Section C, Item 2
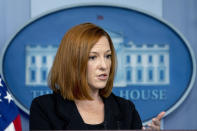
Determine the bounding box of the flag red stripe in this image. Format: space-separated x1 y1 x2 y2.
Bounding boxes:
13 115 22 131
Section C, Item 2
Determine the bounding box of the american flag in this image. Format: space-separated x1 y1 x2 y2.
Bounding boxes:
0 75 22 131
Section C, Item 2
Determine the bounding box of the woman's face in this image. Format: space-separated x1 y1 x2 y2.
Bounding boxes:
87 36 112 92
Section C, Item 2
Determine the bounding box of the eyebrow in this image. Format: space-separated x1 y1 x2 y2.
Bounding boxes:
89 50 112 54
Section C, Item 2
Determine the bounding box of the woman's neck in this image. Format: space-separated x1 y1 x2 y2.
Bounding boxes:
75 89 103 105
74 90 104 125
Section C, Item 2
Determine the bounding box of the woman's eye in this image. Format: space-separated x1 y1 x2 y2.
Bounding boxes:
106 54 112 59
89 56 96 60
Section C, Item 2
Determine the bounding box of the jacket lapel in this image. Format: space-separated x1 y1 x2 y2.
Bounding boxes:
103 93 122 129
53 92 122 130
54 92 87 130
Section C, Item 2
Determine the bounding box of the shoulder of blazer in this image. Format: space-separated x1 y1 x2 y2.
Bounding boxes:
107 93 142 129
30 93 56 114
106 93 139 120
109 93 136 110
30 92 79 129
31 92 76 121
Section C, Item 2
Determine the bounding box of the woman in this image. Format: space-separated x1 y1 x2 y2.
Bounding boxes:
30 23 165 130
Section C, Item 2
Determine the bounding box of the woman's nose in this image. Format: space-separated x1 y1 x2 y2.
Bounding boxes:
99 58 107 70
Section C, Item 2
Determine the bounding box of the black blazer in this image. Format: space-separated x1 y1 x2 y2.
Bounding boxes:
30 92 142 130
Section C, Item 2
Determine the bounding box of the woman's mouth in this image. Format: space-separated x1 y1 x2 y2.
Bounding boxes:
97 74 108 80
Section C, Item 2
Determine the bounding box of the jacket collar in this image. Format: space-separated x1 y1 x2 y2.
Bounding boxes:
54 92 122 129
54 92 87 129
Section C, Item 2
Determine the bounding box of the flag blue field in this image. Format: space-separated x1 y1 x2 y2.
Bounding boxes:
0 75 22 131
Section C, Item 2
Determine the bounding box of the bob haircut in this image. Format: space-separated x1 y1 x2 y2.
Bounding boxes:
49 23 116 100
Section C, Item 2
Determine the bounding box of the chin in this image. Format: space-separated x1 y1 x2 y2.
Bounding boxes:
91 84 107 90
89 81 108 90
95 85 106 89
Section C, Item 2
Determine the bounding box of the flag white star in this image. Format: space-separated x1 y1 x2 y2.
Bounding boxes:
0 78 3 87
4 91 13 103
